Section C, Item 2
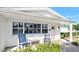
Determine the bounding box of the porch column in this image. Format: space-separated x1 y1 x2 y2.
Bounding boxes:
55 25 60 40
70 23 73 42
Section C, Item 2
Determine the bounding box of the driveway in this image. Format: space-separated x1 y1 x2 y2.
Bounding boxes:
61 41 79 52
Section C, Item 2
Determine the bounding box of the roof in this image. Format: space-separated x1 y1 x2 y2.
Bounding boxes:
0 7 72 24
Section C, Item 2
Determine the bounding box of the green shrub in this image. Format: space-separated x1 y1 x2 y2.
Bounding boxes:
72 42 78 46
35 43 61 52
35 44 52 52
61 32 70 39
61 33 65 39
16 46 34 52
14 43 61 52
72 40 79 46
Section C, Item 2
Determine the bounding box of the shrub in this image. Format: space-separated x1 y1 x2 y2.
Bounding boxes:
72 40 79 46
35 44 53 52
72 42 78 46
61 33 65 39
15 46 34 52
61 32 70 39
14 43 61 52
33 43 61 52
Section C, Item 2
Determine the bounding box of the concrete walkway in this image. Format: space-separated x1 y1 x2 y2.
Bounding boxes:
61 41 79 52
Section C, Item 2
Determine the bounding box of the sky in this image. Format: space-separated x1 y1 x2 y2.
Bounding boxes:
51 7 79 23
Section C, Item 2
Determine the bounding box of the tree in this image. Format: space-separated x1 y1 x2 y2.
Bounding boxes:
73 25 77 31
72 23 79 36
76 24 79 31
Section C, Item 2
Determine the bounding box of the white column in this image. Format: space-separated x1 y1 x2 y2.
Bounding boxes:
70 23 73 42
55 25 60 40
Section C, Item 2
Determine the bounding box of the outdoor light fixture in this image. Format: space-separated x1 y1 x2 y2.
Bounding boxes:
51 26 54 30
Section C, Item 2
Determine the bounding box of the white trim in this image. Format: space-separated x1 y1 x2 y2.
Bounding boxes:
23 22 25 34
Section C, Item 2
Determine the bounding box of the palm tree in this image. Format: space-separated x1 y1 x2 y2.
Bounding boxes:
72 24 79 36
76 24 79 31
72 24 77 36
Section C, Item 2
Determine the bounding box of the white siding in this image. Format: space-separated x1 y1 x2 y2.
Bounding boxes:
0 14 61 51
4 19 18 47
10 18 50 45
49 24 60 41
0 16 6 51
9 18 61 45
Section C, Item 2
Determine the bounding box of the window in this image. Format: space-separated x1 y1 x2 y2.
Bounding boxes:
42 24 48 33
12 22 48 35
13 22 23 34
24 23 41 34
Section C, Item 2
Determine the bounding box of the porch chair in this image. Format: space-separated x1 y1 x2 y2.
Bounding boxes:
18 34 32 48
44 34 51 44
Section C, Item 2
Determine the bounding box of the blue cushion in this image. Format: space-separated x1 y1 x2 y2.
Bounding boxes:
18 34 27 45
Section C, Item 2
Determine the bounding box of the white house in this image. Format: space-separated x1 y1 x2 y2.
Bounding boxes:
0 7 72 51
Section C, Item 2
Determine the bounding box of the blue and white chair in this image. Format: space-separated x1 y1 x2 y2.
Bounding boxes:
18 34 32 48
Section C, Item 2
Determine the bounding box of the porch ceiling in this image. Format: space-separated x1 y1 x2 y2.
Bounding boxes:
0 9 71 25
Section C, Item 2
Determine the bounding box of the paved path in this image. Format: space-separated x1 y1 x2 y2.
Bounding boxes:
61 42 79 52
